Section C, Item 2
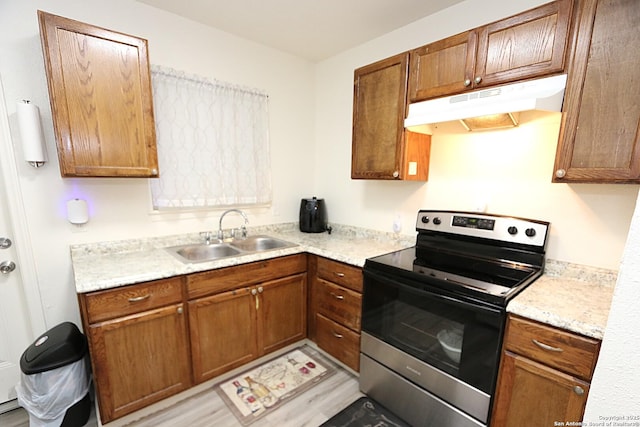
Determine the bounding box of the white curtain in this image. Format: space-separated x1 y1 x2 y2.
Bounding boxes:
150 66 272 209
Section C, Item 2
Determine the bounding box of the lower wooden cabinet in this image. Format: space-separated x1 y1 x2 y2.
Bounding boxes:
491 315 600 427
309 256 363 371
79 278 191 424
187 255 307 384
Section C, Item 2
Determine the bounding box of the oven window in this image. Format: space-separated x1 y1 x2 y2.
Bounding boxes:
362 272 504 394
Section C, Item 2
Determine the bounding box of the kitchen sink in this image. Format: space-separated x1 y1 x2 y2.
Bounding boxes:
165 235 297 263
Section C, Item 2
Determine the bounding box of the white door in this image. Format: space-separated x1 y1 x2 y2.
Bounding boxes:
0 76 45 411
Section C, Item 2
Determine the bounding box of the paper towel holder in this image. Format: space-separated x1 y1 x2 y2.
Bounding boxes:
16 100 47 168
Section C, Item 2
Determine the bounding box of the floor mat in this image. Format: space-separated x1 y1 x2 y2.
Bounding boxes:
320 396 410 427
215 345 336 425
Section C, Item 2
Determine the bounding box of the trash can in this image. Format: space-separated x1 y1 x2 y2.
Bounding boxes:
16 322 91 427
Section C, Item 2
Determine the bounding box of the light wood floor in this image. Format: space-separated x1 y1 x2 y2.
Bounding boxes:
0 349 362 427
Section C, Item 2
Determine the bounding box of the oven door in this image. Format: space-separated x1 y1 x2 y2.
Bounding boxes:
361 267 505 422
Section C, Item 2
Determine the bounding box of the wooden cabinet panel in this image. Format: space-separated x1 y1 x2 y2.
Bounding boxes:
258 273 307 355
87 303 191 423
476 0 571 87
188 288 257 384
316 257 363 292
315 314 361 372
38 11 158 177
84 277 183 323
316 278 362 331
553 0 640 182
492 351 589 427
491 314 599 426
409 0 572 102
352 53 431 181
186 254 306 299
505 315 600 380
409 31 478 101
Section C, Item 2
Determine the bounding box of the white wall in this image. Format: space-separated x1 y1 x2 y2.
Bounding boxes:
314 0 639 270
0 0 316 327
584 190 640 418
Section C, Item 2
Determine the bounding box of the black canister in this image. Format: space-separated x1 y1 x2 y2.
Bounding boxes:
299 197 328 233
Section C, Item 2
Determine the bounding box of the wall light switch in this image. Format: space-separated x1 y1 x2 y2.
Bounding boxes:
408 162 418 176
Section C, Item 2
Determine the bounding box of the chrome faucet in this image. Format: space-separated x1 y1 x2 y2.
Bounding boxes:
218 209 248 240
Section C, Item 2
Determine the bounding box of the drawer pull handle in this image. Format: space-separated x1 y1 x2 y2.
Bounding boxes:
332 331 343 339
330 292 345 300
334 272 345 278
532 339 563 353
128 294 150 303
574 385 585 396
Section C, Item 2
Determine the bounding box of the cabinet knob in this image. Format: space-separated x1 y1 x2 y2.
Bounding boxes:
257 286 264 293
474 76 482 84
392 171 399 178
464 79 472 87
177 306 183 314
251 288 258 296
555 169 566 178
574 385 585 396
151 168 158 175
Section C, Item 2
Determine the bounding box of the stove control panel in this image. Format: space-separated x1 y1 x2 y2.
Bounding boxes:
416 210 549 248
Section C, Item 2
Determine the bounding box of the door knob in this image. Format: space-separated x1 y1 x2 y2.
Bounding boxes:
1 260 16 274
0 238 11 249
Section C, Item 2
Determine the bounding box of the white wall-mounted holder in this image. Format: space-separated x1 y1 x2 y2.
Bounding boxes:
67 199 89 225
16 100 47 168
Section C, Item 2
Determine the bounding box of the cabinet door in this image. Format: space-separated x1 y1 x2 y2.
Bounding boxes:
257 273 307 355
476 0 571 88
492 351 589 427
38 11 159 177
409 31 478 102
553 0 640 183
87 304 191 423
352 53 409 180
189 288 257 384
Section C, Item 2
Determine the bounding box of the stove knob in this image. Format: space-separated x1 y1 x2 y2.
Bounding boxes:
421 216 430 224
433 217 442 225
508 226 518 235
525 228 537 237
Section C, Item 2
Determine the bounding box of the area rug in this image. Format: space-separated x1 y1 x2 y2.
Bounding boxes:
215 345 336 425
320 396 411 427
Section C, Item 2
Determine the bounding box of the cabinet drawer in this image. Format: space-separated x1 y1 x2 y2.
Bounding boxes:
316 279 362 331
316 314 360 372
316 257 362 292
84 277 184 323
187 254 307 299
504 315 600 381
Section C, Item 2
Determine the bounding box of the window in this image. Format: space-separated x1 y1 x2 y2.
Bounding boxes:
150 66 272 209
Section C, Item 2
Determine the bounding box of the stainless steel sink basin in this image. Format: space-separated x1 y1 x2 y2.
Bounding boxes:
165 235 297 263
228 235 295 252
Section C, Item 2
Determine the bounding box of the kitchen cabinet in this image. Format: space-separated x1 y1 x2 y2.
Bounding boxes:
309 256 363 371
351 52 431 181
491 315 600 427
553 0 640 183
38 11 159 177
78 277 191 424
187 254 307 384
409 0 572 102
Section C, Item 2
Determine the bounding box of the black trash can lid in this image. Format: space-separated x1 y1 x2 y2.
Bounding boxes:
20 322 88 374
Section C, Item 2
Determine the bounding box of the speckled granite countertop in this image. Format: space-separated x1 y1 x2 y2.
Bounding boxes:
70 223 617 340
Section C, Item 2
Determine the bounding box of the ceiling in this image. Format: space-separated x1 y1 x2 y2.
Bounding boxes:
137 0 465 62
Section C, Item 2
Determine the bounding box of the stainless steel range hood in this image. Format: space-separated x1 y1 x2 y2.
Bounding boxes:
405 74 567 132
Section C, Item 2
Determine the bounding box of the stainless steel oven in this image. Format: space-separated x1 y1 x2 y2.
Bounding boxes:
360 210 549 427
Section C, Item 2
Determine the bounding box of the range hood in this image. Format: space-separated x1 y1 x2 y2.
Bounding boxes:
405 74 567 132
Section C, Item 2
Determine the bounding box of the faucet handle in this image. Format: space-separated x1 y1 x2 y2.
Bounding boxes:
241 225 248 238
200 231 213 244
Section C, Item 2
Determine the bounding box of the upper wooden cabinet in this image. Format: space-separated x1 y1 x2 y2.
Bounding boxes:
409 0 573 102
351 52 431 180
38 11 159 177
553 0 640 183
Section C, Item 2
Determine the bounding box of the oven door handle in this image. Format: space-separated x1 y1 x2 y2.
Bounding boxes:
363 268 503 316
